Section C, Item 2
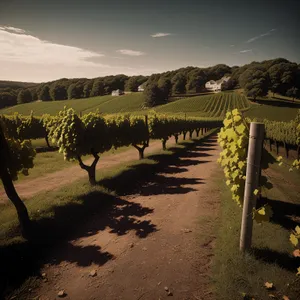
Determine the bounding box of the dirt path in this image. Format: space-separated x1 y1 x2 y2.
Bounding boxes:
33 136 221 300
0 139 168 202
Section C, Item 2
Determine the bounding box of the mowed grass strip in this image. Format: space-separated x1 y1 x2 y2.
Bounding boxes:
212 154 300 299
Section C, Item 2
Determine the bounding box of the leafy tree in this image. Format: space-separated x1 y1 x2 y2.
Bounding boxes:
186 69 206 93
90 79 105 97
239 67 269 101
144 83 162 107
171 73 187 94
0 117 35 237
125 76 140 92
83 80 93 98
0 92 16 109
158 77 172 102
17 89 32 104
30 89 38 101
39 85 51 101
286 87 299 101
50 84 67 101
67 83 84 99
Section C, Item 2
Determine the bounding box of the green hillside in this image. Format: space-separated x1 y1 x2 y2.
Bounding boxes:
0 93 146 116
156 92 250 117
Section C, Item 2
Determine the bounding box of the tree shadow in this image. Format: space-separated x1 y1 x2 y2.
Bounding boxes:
251 247 299 272
0 132 217 297
259 197 300 230
255 98 300 108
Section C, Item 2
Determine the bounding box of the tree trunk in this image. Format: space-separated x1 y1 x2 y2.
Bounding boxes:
201 128 204 136
284 142 289 158
77 150 99 185
162 139 167 150
133 143 148 160
45 134 51 149
276 141 279 155
196 129 200 137
189 130 193 139
174 134 179 144
183 132 187 140
0 167 31 238
297 145 300 160
269 139 272 152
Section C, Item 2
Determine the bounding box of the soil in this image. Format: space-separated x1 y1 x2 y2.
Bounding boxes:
0 140 166 202
30 135 221 300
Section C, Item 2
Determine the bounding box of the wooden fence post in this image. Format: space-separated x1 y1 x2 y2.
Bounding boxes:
240 122 265 252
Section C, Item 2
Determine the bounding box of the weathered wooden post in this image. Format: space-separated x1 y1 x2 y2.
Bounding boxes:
240 122 265 252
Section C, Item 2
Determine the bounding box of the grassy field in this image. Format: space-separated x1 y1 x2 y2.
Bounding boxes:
245 103 299 121
212 152 300 300
156 92 250 117
1 91 299 122
0 93 146 116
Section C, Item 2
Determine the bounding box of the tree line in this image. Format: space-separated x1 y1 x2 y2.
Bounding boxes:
1 58 300 109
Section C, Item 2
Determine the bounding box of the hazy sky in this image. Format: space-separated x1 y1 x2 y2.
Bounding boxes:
0 0 299 82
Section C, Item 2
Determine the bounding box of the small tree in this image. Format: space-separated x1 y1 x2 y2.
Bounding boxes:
0 118 35 237
17 89 32 104
48 109 111 185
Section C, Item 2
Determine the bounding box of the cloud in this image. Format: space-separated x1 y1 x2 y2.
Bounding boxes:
230 44 235 47
246 28 276 43
116 49 145 56
0 26 26 34
239 49 253 53
151 32 171 38
0 26 106 67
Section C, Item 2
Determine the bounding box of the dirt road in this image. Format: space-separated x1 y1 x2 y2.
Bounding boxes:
33 136 221 300
0 140 167 202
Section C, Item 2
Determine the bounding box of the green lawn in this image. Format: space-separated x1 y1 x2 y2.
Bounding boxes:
245 103 299 121
0 93 147 116
212 153 300 300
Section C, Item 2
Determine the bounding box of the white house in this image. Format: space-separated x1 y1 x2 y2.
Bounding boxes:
205 76 230 92
138 84 144 92
111 89 124 96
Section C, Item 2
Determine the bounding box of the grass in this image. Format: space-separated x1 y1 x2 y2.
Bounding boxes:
0 131 215 298
212 151 300 300
245 103 299 121
0 93 147 116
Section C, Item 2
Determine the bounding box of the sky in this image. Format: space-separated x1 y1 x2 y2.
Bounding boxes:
0 0 299 82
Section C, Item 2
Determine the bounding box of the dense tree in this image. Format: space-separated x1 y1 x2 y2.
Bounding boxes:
50 84 67 101
186 69 206 93
144 83 162 107
83 80 93 98
239 67 269 101
67 83 84 99
171 73 187 94
125 76 140 92
39 85 51 101
90 79 105 97
0 92 16 109
17 89 32 104
158 77 172 102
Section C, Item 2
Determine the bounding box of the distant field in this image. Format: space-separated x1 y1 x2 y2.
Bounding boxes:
156 92 250 117
244 103 299 121
0 93 146 116
1 91 298 122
